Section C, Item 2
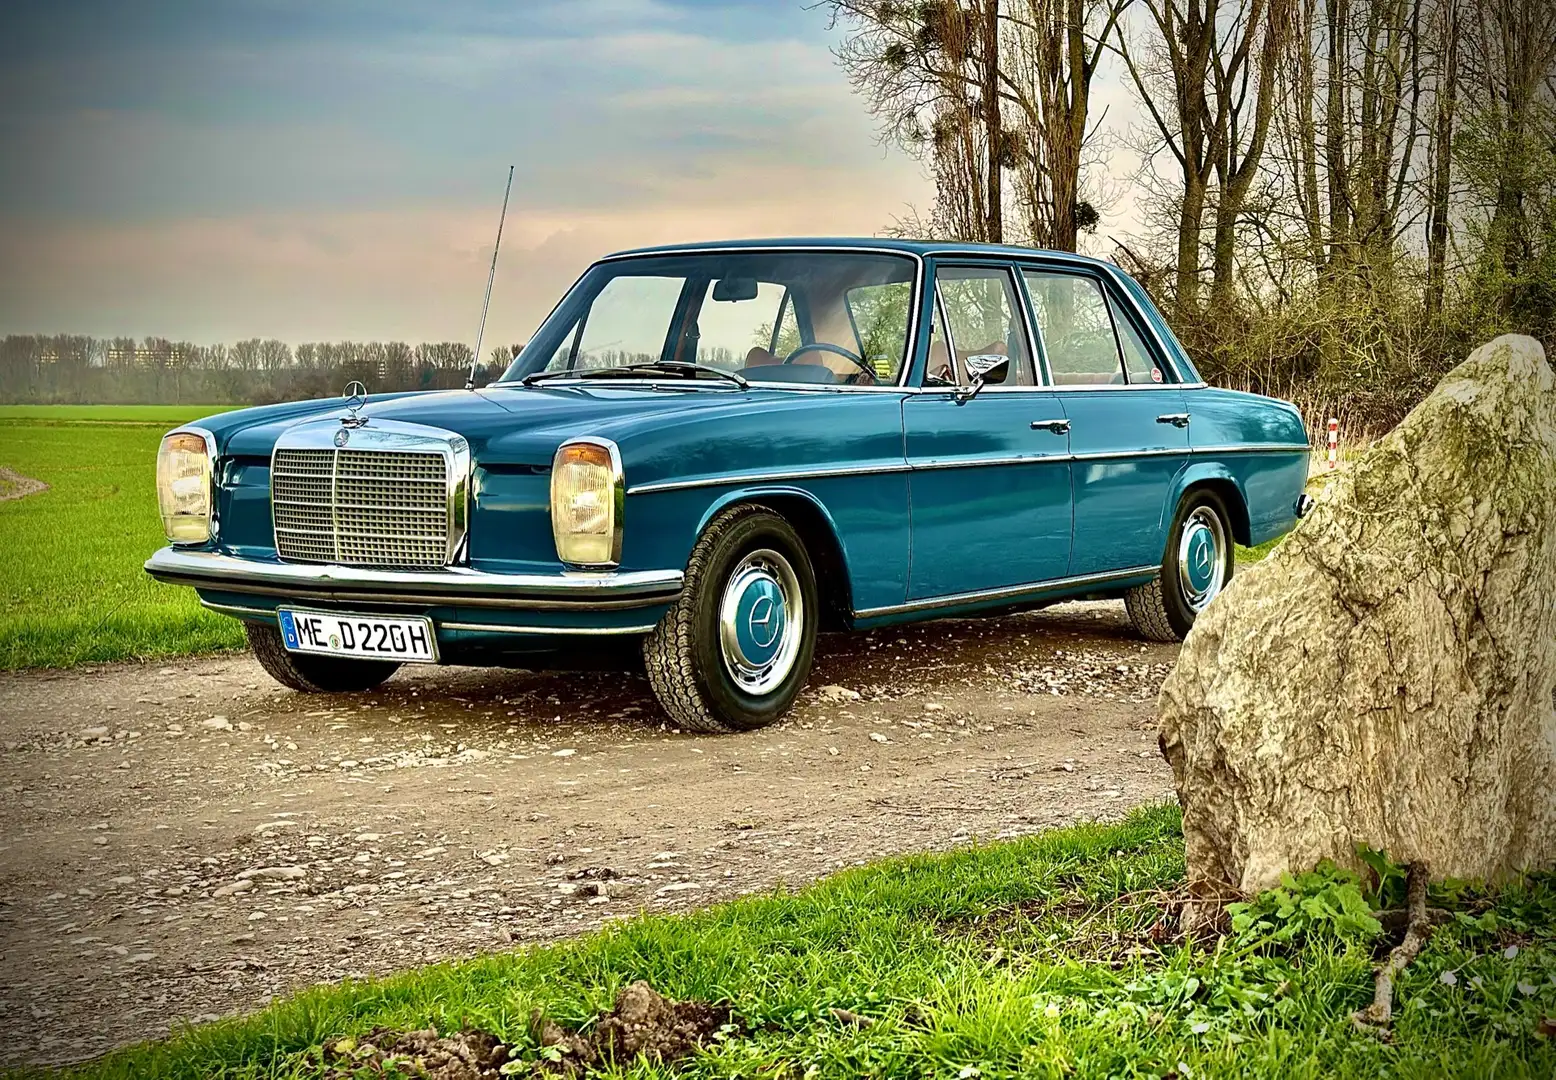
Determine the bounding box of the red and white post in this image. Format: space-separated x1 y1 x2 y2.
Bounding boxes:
1327 418 1340 470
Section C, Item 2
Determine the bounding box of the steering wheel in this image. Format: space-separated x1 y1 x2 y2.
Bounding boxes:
782 342 878 384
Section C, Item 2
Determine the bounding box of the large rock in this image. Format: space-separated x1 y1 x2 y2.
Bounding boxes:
1159 334 1556 893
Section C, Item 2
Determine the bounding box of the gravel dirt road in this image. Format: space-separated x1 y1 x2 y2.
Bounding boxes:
0 602 1178 1068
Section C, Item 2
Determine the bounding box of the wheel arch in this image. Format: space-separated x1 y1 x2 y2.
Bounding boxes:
692 487 854 632
1167 463 1252 547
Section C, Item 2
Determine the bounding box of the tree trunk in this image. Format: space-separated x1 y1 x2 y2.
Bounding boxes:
1177 177 1206 311
1296 0 1326 273
1159 335 1556 893
982 0 1003 244
1425 0 1458 321
1324 0 1352 289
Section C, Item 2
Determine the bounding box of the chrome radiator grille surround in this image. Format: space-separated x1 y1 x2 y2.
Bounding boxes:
270 420 469 569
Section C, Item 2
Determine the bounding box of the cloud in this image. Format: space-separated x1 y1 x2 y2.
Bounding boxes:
0 1 935 341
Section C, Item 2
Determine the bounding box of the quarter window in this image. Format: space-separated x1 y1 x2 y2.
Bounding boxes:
1022 271 1124 386
1110 295 1165 383
934 266 1034 387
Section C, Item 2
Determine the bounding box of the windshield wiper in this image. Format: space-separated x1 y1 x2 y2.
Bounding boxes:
519 369 581 386
521 361 748 389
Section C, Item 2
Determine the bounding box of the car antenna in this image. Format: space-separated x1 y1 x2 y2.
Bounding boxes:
466 164 515 391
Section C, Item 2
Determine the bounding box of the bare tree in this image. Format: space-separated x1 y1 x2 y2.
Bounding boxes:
823 0 1131 249
1457 0 1556 321
1116 0 1295 310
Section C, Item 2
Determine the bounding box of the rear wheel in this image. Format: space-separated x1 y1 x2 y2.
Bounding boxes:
245 621 401 693
643 506 818 733
1125 490 1235 642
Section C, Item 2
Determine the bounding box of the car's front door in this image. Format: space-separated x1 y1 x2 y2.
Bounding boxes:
1019 267 1190 577
903 263 1074 601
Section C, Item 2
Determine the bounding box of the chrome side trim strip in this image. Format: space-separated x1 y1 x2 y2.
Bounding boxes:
440 621 657 636
855 565 1158 620
628 461 913 495
628 446 1204 494
1069 447 1188 462
911 454 1072 470
626 443 1305 498
1190 443 1311 455
148 548 682 610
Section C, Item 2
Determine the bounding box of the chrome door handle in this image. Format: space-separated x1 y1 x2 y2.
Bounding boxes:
1031 418 1071 434
1156 413 1191 428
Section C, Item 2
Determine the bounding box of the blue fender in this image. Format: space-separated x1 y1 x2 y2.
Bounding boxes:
1165 460 1252 545
693 485 842 539
689 485 864 622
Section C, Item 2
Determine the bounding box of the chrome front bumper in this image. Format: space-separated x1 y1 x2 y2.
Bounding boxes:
144 548 683 611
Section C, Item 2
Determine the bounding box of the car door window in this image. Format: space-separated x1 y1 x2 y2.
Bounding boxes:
935 266 1035 387
1022 271 1124 386
548 274 685 371
1110 294 1167 384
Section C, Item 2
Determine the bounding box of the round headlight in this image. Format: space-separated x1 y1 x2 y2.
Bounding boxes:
550 439 622 567
157 430 214 544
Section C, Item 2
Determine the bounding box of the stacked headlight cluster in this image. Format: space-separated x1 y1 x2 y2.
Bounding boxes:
549 439 623 567
156 431 215 543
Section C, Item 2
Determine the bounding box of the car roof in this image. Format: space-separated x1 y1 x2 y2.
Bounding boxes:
604 236 1117 271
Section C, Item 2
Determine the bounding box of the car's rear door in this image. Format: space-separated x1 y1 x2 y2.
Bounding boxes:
903 261 1074 601
1019 265 1190 577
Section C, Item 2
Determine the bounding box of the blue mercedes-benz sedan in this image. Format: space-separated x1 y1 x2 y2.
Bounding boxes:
146 239 1311 732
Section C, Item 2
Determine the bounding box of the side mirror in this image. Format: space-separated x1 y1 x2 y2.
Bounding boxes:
955 353 1009 403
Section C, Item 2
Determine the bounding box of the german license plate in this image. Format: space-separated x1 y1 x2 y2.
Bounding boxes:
277 609 437 663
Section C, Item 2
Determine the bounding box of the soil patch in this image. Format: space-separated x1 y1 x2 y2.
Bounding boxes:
315 984 734 1077
0 466 48 502
323 1027 510 1078
532 981 734 1075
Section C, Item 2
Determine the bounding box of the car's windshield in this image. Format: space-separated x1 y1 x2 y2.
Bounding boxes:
499 251 917 388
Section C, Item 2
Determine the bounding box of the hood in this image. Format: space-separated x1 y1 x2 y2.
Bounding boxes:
204 384 804 465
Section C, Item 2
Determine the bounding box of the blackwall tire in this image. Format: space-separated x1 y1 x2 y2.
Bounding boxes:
642 506 819 734
1125 490 1236 642
245 621 401 693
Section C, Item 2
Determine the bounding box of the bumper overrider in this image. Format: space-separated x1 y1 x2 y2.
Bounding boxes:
144 548 684 613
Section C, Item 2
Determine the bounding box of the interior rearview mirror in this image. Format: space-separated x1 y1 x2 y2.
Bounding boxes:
712 277 760 302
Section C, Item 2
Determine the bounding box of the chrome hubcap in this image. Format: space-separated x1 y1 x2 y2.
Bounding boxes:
1177 507 1227 612
718 549 803 695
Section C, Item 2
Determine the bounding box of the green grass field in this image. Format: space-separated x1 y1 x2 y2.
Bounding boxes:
0 405 245 669
38 805 1555 1079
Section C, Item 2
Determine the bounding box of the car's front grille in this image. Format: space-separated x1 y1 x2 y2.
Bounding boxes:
271 447 449 568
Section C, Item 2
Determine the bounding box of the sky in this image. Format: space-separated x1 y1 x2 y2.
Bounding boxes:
0 0 1142 348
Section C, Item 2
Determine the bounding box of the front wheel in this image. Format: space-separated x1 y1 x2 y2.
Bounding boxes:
245 621 401 693
1125 490 1235 642
643 506 818 733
